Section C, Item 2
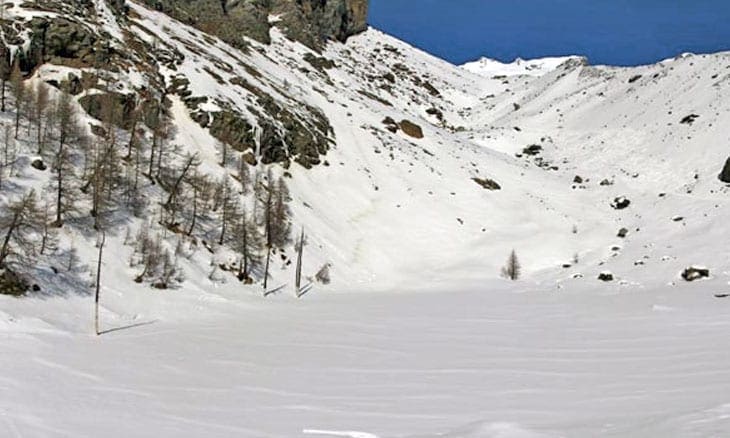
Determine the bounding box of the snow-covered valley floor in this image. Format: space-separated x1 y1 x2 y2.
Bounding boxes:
3 283 730 437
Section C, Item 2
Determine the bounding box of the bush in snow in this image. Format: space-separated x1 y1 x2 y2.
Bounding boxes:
130 227 183 289
315 263 331 284
501 250 521 281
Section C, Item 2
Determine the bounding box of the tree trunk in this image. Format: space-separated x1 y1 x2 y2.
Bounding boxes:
0 210 19 266
55 143 64 226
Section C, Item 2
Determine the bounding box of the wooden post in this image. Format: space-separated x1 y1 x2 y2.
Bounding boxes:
295 228 304 296
263 245 271 295
94 231 105 336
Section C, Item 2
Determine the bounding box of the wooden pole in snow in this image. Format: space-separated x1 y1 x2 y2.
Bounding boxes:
263 245 271 295
295 228 304 296
94 231 105 336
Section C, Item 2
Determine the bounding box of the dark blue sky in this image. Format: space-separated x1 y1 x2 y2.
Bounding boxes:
368 0 730 66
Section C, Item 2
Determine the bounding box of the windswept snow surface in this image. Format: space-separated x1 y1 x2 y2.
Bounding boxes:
2 282 730 437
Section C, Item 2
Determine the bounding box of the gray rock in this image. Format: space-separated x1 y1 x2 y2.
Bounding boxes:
472 177 501 191
719 157 730 183
611 197 631 210
598 272 614 282
682 267 709 282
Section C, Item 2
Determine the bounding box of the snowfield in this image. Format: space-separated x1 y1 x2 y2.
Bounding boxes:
3 282 730 437
2 0 730 436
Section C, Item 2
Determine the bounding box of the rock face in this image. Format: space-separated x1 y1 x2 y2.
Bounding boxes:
719 157 730 183
138 0 369 50
273 0 369 48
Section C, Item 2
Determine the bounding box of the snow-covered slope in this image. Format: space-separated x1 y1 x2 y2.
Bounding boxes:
2 0 730 436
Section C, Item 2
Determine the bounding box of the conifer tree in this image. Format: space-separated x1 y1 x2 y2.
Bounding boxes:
501 250 521 281
10 63 24 139
0 190 43 268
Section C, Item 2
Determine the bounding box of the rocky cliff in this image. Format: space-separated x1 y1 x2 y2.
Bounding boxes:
137 0 369 50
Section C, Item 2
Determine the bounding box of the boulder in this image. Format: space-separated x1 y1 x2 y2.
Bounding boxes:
399 120 424 139
472 177 501 191
719 157 730 183
598 272 614 282
611 196 631 210
617 228 629 238
682 267 710 282
31 159 47 171
522 144 542 156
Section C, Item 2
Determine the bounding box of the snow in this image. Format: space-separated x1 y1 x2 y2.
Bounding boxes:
461 56 587 78
1 0 730 436
3 283 730 437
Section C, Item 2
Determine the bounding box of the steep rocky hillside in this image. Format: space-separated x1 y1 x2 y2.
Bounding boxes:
0 0 728 298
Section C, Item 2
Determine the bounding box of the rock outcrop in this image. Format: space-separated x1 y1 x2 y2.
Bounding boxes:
138 0 369 50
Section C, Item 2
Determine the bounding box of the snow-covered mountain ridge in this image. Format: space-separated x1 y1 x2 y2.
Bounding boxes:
461 55 588 77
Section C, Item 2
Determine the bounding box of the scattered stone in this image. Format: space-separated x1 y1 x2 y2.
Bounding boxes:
573 175 584 184
599 179 614 186
472 177 501 191
681 266 710 282
303 53 336 72
598 272 614 282
382 116 399 133
381 72 396 83
611 196 631 210
522 144 543 156
672 216 684 222
617 228 629 238
628 74 642 83
680 114 700 125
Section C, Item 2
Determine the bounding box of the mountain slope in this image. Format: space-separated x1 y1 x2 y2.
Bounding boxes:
0 0 729 293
